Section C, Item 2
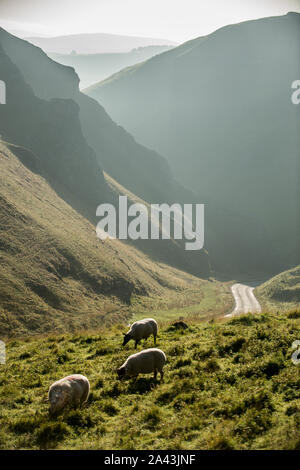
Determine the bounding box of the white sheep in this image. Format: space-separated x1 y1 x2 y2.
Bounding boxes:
122 318 158 348
117 348 166 381
47 374 90 415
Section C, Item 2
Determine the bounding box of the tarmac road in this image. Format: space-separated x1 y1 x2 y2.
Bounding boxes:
225 283 262 318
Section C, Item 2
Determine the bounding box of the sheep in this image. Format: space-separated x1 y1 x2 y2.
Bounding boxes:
122 318 158 349
172 321 188 330
47 374 90 415
117 348 166 381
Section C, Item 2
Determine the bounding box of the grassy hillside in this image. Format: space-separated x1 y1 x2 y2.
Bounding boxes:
256 266 300 312
86 13 300 278
0 312 299 450
0 141 232 337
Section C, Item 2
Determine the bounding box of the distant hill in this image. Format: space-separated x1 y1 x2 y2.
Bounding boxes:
25 32 176 54
256 266 300 311
0 141 228 337
0 27 210 278
87 13 300 278
49 46 174 89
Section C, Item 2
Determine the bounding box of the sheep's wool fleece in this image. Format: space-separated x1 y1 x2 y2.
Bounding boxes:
125 348 166 375
49 374 90 402
129 318 157 340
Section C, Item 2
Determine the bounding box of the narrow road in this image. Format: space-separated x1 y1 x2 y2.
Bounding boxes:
225 283 262 318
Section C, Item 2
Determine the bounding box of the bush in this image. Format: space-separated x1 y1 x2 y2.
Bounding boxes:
66 411 95 429
230 315 262 326
102 402 119 416
288 311 300 319
203 358 220 372
11 417 38 434
285 404 299 416
219 337 246 356
211 436 236 450
173 358 192 369
234 409 273 439
19 352 31 360
155 390 177 405
260 360 283 378
57 353 70 364
144 407 161 429
35 422 70 447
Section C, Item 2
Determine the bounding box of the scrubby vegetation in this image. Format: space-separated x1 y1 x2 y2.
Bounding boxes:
256 266 300 311
0 312 299 450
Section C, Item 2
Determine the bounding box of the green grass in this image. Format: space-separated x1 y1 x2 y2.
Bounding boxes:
256 266 300 312
129 282 232 324
0 312 299 450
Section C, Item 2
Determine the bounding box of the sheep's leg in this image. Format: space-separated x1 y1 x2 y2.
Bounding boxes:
160 370 164 382
135 340 139 349
154 369 158 380
154 333 157 345
81 388 89 406
74 397 81 409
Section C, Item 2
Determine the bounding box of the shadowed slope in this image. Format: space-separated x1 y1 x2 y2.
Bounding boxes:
256 266 300 311
0 141 223 337
0 27 210 277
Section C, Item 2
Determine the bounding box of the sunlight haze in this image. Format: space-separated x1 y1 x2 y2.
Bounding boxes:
0 0 300 42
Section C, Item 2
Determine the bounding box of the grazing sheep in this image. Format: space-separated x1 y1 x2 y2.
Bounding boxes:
172 321 188 330
48 374 90 415
117 348 166 381
123 318 158 348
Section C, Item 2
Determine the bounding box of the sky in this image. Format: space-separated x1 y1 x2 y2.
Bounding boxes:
0 0 300 43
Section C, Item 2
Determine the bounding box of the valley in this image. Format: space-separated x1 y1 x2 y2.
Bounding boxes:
0 8 299 452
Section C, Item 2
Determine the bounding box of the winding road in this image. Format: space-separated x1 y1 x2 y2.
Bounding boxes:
225 283 262 318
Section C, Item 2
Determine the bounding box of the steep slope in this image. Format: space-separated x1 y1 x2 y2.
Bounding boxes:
0 40 109 221
0 28 184 204
49 46 174 89
0 141 226 337
87 13 300 277
25 32 176 54
0 28 210 277
256 266 300 311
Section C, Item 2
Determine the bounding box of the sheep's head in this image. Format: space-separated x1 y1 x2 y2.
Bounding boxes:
117 366 127 381
122 333 131 347
49 388 68 415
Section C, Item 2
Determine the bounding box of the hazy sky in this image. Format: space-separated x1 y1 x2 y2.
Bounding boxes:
1 0 300 42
